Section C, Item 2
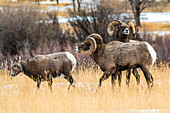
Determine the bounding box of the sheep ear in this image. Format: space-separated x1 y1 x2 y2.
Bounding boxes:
13 55 19 62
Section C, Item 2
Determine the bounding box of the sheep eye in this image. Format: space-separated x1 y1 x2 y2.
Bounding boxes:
13 65 18 68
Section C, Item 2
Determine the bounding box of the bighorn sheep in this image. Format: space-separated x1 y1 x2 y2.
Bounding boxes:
11 52 76 91
107 20 140 86
107 20 136 42
75 33 156 89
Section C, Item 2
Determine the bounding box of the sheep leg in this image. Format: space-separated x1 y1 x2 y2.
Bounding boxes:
140 67 153 89
132 68 140 85
64 75 75 90
111 67 117 88
99 73 110 87
37 81 41 89
35 76 41 93
111 73 117 87
117 71 122 87
126 69 131 87
37 76 41 89
47 77 53 92
149 73 154 87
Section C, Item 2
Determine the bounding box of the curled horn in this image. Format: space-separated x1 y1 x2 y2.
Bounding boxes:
128 21 136 37
107 20 122 36
88 33 103 48
80 37 97 55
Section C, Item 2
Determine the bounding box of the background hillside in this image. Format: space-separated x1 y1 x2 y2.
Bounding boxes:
0 0 169 64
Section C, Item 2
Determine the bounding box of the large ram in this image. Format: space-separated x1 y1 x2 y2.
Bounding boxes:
107 20 140 86
75 33 156 89
11 52 76 91
107 20 136 42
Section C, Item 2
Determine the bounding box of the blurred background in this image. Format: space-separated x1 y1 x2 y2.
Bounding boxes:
0 0 169 65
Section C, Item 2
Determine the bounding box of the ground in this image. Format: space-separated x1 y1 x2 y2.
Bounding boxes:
0 64 169 113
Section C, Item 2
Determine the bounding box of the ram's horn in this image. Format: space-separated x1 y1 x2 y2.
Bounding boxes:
107 20 122 36
128 21 136 37
79 37 97 55
88 33 103 48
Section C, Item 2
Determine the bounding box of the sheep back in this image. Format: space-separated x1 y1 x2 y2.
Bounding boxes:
21 52 76 80
94 41 155 71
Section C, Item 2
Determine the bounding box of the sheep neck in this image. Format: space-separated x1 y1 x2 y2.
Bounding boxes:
116 36 130 42
20 60 38 81
90 48 103 64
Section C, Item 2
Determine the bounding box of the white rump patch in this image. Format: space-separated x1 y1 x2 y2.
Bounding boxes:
65 52 76 73
145 42 157 65
55 73 65 79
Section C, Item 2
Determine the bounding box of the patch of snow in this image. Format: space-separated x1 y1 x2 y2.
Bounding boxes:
40 0 98 4
45 5 73 12
58 18 68 23
130 109 161 113
0 7 4 11
140 13 170 22
40 1 58 5
140 31 170 36
12 0 17 2
120 13 170 23
68 13 170 24
3 84 13 89
38 16 94 23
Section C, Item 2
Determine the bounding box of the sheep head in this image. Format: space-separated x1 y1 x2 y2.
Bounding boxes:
75 33 104 55
11 55 23 77
107 20 136 40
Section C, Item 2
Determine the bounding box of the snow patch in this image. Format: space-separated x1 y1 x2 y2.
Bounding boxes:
12 0 17 2
54 73 65 79
130 109 161 113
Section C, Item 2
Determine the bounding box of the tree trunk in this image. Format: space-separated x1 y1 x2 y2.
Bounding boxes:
56 0 59 4
36 0 40 5
77 0 81 12
134 13 141 27
73 0 76 13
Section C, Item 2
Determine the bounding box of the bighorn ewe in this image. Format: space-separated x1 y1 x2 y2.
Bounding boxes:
107 20 140 86
75 33 156 89
11 52 76 91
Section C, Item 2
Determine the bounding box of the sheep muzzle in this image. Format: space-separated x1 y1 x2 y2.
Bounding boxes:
124 28 129 35
75 46 79 53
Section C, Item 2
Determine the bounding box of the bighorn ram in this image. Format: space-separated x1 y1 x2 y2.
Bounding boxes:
75 33 156 89
107 20 136 42
107 20 140 86
11 52 76 91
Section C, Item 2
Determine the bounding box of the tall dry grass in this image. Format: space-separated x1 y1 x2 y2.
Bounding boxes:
0 63 170 113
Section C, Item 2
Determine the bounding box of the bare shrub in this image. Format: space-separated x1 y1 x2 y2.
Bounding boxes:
69 0 127 43
147 35 170 63
0 3 60 61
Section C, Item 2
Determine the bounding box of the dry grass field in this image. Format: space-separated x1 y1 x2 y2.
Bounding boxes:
0 63 169 113
141 22 170 32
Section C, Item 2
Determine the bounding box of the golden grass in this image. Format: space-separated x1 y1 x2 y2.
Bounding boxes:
0 63 170 113
140 22 170 32
41 3 71 6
